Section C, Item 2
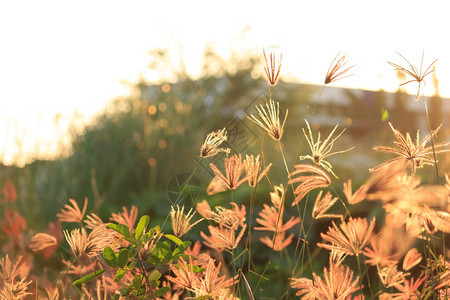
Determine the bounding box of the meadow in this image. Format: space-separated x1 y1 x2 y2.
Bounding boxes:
0 48 449 299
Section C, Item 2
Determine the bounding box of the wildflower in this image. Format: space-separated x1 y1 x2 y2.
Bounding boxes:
403 248 422 271
29 233 57 252
201 224 247 252
260 231 295 251
370 122 449 174
192 259 237 298
392 273 427 299
170 205 203 237
378 265 408 288
247 99 288 141
299 120 354 178
57 198 88 223
110 205 138 229
206 175 228 195
387 51 438 100
364 238 399 267
200 128 230 158
269 184 285 209
167 256 198 290
0 255 32 300
209 154 250 190
288 164 332 206
255 203 300 233
343 180 367 205
2 180 17 202
291 264 360 300
207 203 246 229
244 154 272 187
262 45 282 86
290 277 315 299
196 200 213 219
312 191 341 219
318 217 375 256
324 52 355 84
84 213 104 229
64 225 115 258
365 162 411 202
2 208 26 238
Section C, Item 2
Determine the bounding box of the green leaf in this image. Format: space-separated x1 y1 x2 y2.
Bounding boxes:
135 215 150 240
133 274 143 289
128 260 136 270
165 234 183 246
108 223 135 244
192 295 212 300
381 107 389 121
114 269 127 282
147 270 162 282
172 241 191 257
102 247 117 268
156 286 170 297
73 269 106 285
118 287 130 296
117 249 129 268
156 241 172 262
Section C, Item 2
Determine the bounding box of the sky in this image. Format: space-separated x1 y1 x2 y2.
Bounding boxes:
1 0 449 166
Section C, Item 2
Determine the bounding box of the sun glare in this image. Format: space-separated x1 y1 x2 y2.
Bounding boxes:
1 0 449 165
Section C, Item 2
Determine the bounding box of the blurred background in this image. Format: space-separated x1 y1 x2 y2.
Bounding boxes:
0 0 449 232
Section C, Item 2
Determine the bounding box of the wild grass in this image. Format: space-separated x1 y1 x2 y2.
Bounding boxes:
0 48 449 299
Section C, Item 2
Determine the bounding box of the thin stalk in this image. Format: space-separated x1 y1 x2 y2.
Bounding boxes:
278 140 313 282
161 161 200 231
422 93 441 184
247 185 258 272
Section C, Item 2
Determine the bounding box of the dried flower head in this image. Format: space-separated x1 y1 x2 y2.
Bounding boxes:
299 120 354 178
318 217 375 256
255 203 300 233
209 154 249 190
378 265 408 288
365 162 411 202
363 238 399 267
64 225 115 258
262 45 282 86
403 248 422 271
206 175 228 196
29 233 58 252
110 205 138 229
2 180 17 202
57 198 88 223
291 264 359 300
170 205 203 237
0 255 32 300
167 256 198 290
247 99 288 141
201 224 247 252
371 122 449 174
84 213 104 230
269 184 285 209
312 191 341 219
392 273 427 299
288 164 332 206
244 154 272 187
192 259 237 298
196 199 213 219
343 180 368 205
260 231 295 252
200 128 230 158
324 52 355 84
387 51 438 100
207 203 246 229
